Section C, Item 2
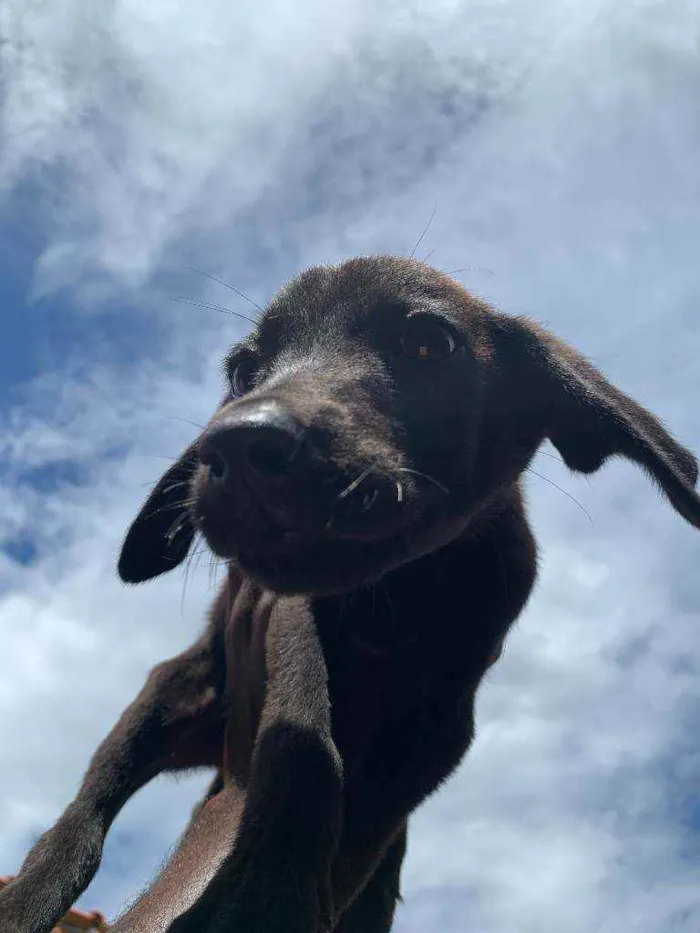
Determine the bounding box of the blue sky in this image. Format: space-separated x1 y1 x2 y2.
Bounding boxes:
1 2 699 930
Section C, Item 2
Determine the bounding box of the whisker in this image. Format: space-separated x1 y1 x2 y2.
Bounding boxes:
171 296 259 328
409 203 437 260
444 266 495 277
397 467 450 496
537 449 566 465
161 480 193 496
337 465 375 501
139 454 199 467
422 247 436 264
180 532 203 614
165 511 192 544
525 468 595 529
187 267 265 316
325 464 379 529
208 553 224 589
145 498 196 522
169 417 207 431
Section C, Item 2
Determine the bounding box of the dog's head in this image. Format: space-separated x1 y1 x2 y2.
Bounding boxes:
118 256 700 594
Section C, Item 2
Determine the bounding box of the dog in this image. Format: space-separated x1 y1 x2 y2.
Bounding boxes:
2 255 699 933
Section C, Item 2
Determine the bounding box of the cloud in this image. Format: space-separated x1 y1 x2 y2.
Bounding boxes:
5 0 695 300
1 0 699 930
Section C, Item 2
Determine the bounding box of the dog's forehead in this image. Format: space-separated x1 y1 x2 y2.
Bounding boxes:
257 256 483 347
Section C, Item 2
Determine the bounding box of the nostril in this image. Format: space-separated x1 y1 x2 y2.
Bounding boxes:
247 431 300 477
199 404 305 489
208 450 228 481
199 437 229 483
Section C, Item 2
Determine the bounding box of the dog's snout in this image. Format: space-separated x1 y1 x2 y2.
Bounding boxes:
200 402 305 487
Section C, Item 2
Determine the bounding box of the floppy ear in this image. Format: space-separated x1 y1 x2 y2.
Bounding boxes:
118 442 200 584
493 314 700 530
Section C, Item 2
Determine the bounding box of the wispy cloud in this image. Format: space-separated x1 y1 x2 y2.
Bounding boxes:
1 1 699 929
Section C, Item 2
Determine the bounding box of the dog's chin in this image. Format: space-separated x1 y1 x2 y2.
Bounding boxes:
198 505 474 596
204 531 408 596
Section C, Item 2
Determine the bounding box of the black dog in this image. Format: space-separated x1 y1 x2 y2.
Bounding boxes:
2 256 699 933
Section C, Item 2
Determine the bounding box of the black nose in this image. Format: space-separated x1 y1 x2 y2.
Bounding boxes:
199 402 305 489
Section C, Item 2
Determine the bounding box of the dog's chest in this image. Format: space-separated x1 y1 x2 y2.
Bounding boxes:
315 582 499 766
320 612 458 767
326 649 424 763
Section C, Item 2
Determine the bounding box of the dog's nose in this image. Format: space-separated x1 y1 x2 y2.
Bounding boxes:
199 402 305 488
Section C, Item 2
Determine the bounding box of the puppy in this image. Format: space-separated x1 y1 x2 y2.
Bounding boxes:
2 256 699 933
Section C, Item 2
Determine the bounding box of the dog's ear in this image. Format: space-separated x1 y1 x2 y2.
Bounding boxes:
492 314 700 530
118 442 200 584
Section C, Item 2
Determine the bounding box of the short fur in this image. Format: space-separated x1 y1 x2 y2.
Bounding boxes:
2 256 699 933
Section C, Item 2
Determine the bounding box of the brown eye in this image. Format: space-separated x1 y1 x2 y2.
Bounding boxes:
229 355 258 396
400 320 457 361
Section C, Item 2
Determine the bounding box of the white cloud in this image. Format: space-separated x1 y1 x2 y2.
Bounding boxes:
1 0 699 930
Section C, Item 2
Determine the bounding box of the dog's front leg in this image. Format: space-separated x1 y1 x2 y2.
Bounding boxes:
169 598 343 933
0 634 221 933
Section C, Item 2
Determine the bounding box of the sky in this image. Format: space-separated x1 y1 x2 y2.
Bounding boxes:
1 1 699 930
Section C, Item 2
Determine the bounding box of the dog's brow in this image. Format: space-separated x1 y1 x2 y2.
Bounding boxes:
370 296 412 319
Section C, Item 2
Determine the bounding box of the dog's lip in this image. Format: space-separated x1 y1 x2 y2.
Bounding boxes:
193 469 448 563
194 489 423 548
229 516 396 562
195 509 302 548
227 504 426 556
237 529 359 561
235 533 399 583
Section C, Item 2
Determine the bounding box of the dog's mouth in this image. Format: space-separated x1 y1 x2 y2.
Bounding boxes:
192 464 449 595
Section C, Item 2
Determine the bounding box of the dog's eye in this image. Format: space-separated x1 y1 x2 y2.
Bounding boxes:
229 355 258 396
399 320 457 361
